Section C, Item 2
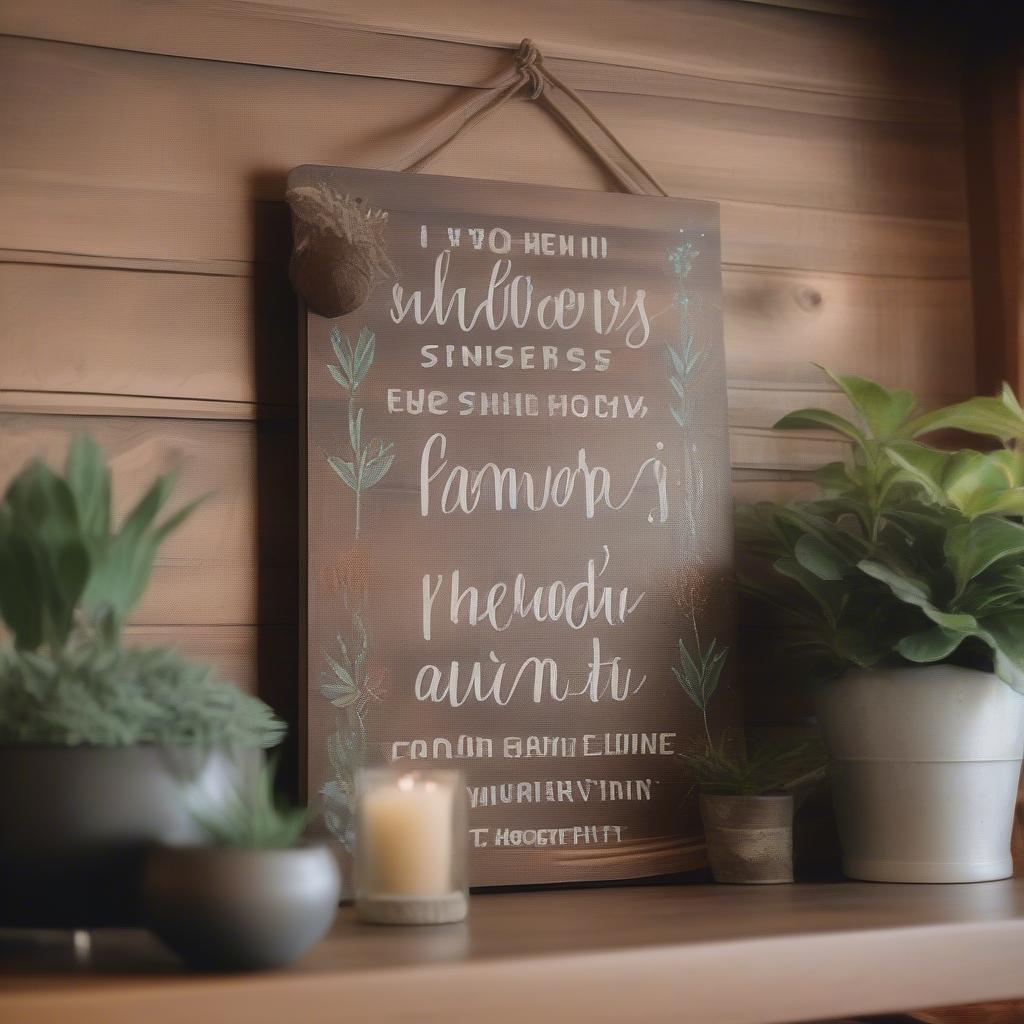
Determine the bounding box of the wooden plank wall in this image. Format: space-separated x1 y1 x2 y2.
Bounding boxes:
0 0 973 722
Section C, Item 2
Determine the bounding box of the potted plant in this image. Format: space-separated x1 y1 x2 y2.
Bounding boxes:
0 437 284 925
673 640 823 884
739 367 1024 882
142 757 340 971
680 733 823 884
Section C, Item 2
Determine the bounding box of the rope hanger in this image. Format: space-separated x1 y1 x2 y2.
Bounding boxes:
394 39 670 199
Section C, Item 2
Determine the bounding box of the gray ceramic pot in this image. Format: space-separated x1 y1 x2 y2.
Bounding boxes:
816 666 1024 883
699 792 794 884
0 745 242 927
142 844 341 971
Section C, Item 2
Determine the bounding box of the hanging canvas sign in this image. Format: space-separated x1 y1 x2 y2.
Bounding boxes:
296 163 737 889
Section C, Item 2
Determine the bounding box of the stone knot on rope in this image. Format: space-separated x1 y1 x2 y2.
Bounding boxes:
514 38 544 99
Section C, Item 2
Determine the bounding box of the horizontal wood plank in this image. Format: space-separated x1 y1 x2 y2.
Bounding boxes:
0 261 974 415
0 175 970 280
0 37 966 221
0 0 957 119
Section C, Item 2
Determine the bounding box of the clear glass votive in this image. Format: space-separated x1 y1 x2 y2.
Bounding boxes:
354 766 468 925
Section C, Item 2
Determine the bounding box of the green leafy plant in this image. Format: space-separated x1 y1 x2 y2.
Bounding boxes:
739 366 1024 691
0 437 284 747
672 632 728 747
326 326 394 537
671 603 822 795
192 756 309 849
680 733 825 797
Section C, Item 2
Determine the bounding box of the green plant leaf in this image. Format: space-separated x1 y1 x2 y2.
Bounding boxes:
983 611 1024 693
773 409 866 445
897 625 966 663
908 393 1024 444
793 534 848 581
816 364 916 439
945 518 1024 595
811 461 857 495
884 442 950 503
944 451 1024 517
2 461 91 649
81 469 201 625
65 436 110 542
856 559 977 631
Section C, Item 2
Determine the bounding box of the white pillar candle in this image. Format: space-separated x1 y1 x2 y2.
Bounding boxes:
360 774 454 897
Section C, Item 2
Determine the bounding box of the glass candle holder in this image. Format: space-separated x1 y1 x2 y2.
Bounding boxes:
354 767 468 925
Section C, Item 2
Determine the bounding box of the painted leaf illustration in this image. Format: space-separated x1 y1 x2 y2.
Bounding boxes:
349 407 363 452
329 328 354 389
322 652 359 708
360 450 394 491
352 328 375 389
328 362 351 390
328 457 358 489
325 324 394 536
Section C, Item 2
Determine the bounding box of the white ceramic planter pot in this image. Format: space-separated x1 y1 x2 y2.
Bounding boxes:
815 665 1024 883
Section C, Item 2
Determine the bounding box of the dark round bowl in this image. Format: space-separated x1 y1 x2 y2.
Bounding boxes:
142 843 341 970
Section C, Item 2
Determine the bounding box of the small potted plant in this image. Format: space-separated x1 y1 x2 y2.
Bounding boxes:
739 367 1024 883
673 639 823 884
0 438 284 925
142 758 340 971
681 733 823 884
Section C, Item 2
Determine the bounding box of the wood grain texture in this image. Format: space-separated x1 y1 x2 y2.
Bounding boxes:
3 882 1024 1024
0 37 966 220
0 2 974 713
0 0 957 116
963 51 1023 397
0 176 970 280
0 261 972 413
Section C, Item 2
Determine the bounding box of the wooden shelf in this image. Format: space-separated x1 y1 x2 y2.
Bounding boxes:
3 880 1024 1023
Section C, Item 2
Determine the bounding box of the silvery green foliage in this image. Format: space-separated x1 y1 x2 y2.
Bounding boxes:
192 756 307 849
0 436 284 747
739 368 1024 692
0 643 283 747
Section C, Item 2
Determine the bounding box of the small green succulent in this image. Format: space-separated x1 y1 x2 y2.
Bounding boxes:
739 367 1024 691
192 756 309 849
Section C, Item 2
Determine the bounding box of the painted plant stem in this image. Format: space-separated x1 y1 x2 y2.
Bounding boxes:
666 230 705 429
673 611 728 749
326 326 394 538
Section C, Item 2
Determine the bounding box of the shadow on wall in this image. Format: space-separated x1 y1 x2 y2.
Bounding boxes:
249 171 300 794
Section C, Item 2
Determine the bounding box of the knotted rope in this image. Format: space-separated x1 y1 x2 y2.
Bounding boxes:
396 39 669 198
287 39 670 317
